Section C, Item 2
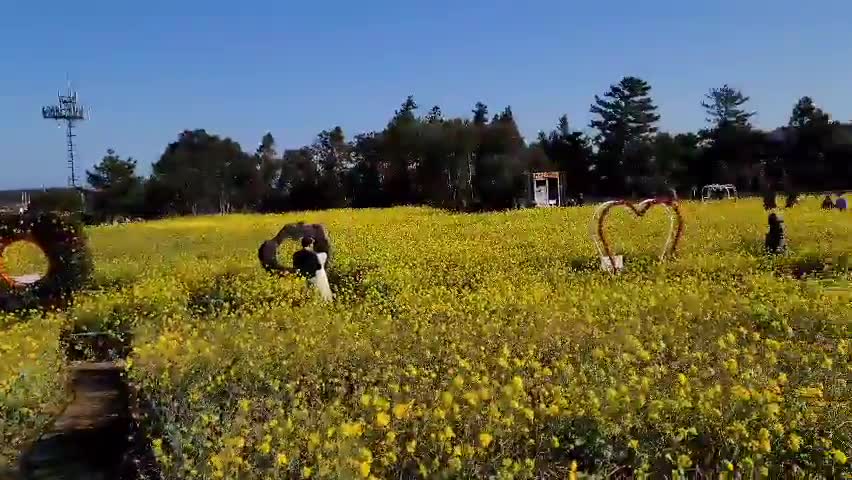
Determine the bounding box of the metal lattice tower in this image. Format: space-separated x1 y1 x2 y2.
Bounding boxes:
42 82 87 187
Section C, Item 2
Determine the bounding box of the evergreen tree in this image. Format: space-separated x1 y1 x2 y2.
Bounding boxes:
86 149 144 219
393 95 418 124
251 132 279 208
589 76 660 194
349 133 387 208
538 115 593 195
700 86 760 189
426 105 443 123
783 97 835 190
472 102 489 125
789 96 831 128
701 84 755 129
151 129 251 214
474 106 525 209
384 96 421 204
311 127 351 208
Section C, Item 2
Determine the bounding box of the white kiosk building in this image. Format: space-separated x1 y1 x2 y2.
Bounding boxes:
524 171 568 207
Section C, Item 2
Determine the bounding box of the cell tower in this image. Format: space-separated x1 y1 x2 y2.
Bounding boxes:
42 82 87 187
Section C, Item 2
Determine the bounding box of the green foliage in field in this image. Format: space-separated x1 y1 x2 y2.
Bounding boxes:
0 314 67 471
1 198 850 477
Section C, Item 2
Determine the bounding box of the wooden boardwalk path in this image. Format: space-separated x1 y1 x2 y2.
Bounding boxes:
18 361 142 480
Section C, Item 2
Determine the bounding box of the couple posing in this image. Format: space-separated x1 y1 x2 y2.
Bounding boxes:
258 222 333 301
292 236 333 301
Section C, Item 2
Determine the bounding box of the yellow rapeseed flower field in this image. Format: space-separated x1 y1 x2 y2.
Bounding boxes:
1 197 850 477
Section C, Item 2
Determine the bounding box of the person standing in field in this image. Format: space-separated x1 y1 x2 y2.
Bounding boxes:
836 194 848 211
292 236 333 301
278 222 333 270
763 189 777 210
821 195 835 210
784 191 799 208
765 213 787 254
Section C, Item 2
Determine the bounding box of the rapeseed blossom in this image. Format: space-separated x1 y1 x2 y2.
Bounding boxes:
1 199 850 477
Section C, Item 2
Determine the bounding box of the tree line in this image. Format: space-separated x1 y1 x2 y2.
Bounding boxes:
36 76 852 219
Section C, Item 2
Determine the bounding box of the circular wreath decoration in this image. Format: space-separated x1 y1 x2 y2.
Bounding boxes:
0 212 92 312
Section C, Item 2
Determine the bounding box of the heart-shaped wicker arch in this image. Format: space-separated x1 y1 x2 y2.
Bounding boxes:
589 198 685 272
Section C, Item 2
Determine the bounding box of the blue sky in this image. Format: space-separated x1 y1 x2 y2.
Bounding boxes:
2 0 851 189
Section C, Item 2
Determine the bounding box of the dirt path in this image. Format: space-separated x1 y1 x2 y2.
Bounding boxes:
19 362 136 480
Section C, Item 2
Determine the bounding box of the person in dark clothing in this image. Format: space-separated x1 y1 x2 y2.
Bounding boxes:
765 213 787 254
821 195 834 210
784 192 799 208
763 190 777 210
277 222 333 270
576 193 585 206
292 236 322 279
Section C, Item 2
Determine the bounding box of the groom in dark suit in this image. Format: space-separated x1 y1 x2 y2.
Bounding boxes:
292 236 321 279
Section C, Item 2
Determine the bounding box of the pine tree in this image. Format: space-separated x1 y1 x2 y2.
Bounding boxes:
589 76 660 193
789 96 830 128
590 76 660 145
426 105 443 123
701 84 755 129
472 102 489 125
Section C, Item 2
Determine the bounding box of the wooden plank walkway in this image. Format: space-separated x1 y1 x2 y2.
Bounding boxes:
18 362 134 480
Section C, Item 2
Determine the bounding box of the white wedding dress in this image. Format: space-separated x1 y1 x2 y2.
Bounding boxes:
310 252 333 302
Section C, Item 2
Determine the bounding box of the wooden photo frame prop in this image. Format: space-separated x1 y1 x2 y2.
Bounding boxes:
589 198 684 273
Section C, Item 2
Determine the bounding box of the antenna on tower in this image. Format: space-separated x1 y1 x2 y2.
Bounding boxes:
42 79 87 188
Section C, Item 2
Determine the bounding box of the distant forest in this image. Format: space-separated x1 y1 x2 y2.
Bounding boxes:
19 76 852 219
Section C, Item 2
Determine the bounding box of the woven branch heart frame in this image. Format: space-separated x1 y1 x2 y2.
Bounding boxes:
590 198 685 272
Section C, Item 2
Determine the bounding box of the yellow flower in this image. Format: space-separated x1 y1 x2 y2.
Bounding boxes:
511 375 524 392
9 201 850 480
342 421 364 437
375 412 390 428
258 440 271 454
359 461 371 477
393 402 411 419
795 386 823 399
757 428 771 453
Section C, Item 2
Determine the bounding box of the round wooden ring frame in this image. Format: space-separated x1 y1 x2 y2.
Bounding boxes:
0 237 47 288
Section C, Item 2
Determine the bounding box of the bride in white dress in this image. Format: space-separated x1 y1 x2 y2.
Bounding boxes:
310 252 333 302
